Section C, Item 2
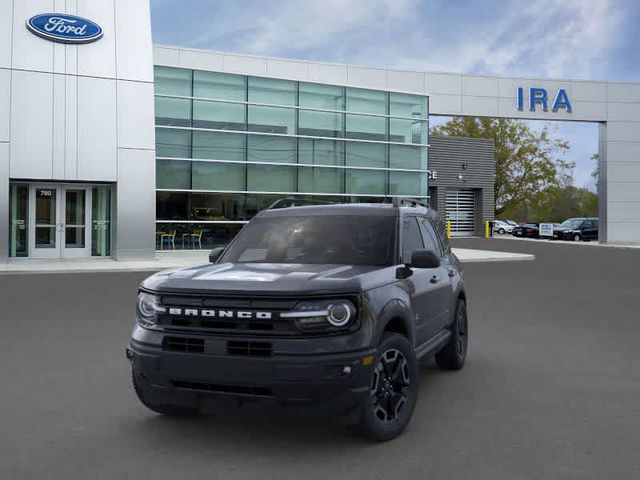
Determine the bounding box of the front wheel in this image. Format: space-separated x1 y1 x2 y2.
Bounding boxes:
498 228 505 234
358 333 419 441
574 234 581 242
435 299 468 370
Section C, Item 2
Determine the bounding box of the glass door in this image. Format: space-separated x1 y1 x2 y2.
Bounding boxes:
28 185 92 259
29 186 60 258
63 188 91 258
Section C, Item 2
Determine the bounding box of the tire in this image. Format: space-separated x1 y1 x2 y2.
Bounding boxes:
132 373 200 417
498 228 505 235
358 333 420 441
573 234 581 242
435 299 468 371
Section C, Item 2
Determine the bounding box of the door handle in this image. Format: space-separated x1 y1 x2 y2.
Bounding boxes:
430 275 439 284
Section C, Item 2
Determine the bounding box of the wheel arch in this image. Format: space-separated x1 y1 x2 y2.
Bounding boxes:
375 299 415 347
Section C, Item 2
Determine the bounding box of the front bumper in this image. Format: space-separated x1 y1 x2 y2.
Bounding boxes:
128 330 376 421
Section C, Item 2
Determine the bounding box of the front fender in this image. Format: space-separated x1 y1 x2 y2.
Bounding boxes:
373 299 415 347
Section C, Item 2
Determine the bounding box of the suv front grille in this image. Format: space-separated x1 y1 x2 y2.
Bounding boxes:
226 341 272 357
162 336 205 353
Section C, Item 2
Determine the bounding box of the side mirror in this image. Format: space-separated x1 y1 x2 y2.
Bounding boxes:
409 249 441 269
208 247 225 263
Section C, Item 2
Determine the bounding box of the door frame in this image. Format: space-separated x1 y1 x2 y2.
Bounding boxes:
28 184 92 259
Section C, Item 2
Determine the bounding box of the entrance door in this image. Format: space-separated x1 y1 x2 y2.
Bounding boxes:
28 185 92 258
445 189 476 237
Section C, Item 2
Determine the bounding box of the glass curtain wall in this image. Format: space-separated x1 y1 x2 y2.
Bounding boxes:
154 66 429 250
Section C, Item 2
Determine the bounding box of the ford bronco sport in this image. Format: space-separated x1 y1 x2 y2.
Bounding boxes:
127 198 468 441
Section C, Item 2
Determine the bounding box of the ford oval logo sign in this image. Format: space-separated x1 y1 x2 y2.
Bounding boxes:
26 13 103 44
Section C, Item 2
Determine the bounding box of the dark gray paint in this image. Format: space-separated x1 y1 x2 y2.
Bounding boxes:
429 135 495 235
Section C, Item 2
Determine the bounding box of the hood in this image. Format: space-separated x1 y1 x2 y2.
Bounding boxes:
142 262 395 296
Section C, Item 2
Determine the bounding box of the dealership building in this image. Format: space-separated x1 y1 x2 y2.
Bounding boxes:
2 1 640 262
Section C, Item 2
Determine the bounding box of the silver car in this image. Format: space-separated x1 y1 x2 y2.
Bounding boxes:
493 220 515 235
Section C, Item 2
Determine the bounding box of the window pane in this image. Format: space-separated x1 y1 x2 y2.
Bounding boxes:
156 192 189 220
346 88 387 114
299 138 344 166
419 217 442 256
193 100 245 130
190 193 246 221
192 131 245 161
390 145 427 170
155 222 189 250
9 184 28 257
156 128 191 158
247 135 296 163
192 161 245 191
298 167 344 193
389 119 427 144
346 142 387 168
154 67 192 96
299 110 343 137
155 97 191 127
390 93 427 118
248 77 296 105
402 217 424 264
247 164 296 192
91 186 111 257
299 83 343 110
389 172 427 197
193 71 245 101
248 105 295 134
346 114 387 141
346 169 386 195
157 159 191 189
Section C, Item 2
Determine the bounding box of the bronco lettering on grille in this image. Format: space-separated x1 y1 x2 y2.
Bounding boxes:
167 308 273 320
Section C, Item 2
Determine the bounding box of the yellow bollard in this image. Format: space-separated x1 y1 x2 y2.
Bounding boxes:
446 221 451 240
485 221 490 238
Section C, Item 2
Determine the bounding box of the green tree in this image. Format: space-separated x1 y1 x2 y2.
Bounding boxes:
431 117 574 217
527 186 598 222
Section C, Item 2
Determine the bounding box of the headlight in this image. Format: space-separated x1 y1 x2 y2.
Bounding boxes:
136 292 165 327
282 299 357 332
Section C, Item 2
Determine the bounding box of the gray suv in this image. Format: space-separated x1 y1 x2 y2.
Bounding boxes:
127 199 468 441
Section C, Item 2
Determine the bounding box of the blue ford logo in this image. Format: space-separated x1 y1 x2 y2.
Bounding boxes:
26 13 103 44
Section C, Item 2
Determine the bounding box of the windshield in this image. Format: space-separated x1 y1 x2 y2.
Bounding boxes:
220 215 396 266
560 219 583 229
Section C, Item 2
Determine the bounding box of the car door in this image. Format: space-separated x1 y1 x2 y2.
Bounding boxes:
585 220 598 240
418 216 453 333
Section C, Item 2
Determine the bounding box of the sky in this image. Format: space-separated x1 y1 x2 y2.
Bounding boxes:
150 0 640 192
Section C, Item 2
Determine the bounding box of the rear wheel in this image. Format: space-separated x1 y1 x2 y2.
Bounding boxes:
358 333 419 441
574 234 581 242
132 373 200 417
498 228 505 234
435 299 468 370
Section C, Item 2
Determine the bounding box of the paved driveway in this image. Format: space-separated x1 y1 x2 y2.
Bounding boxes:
1 238 639 479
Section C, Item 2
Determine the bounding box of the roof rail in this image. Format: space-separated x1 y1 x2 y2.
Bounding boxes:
267 197 331 210
391 197 429 208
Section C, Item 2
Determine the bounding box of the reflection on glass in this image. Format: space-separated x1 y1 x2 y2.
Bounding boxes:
346 142 387 169
389 172 427 197
247 135 296 163
92 186 111 257
247 164 296 192
193 131 245 161
248 105 295 134
154 67 192 97
65 190 86 248
298 167 344 194
299 138 344 166
194 71 245 101
156 128 191 158
298 110 343 137
346 88 387 114
346 114 387 141
248 77 296 105
299 83 344 110
390 93 428 119
389 119 427 144
157 160 191 189
193 100 245 130
35 188 56 249
192 161 245 191
9 184 28 257
346 169 386 195
389 145 427 170
155 97 191 127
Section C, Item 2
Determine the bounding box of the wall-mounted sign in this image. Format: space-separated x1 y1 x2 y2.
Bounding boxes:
517 87 572 113
26 13 103 44
427 170 438 179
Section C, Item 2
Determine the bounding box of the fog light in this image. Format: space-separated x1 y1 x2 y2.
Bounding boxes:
362 355 374 366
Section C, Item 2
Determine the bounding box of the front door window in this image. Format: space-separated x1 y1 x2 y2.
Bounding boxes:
65 190 86 249
34 188 57 251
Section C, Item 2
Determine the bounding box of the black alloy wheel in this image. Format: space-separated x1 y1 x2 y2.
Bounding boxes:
370 348 411 424
435 299 468 370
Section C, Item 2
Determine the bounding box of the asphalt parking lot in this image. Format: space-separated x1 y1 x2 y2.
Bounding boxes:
1 238 639 480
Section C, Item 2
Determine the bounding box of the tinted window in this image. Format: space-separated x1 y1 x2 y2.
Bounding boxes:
419 217 442 256
402 217 424 264
221 215 396 266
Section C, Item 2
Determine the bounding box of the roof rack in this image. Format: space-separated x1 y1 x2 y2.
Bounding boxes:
391 197 430 208
267 197 332 210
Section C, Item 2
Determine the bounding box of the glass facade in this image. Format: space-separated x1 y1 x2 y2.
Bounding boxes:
154 66 429 250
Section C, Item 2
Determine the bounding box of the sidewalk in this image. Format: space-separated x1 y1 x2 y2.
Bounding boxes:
0 248 534 274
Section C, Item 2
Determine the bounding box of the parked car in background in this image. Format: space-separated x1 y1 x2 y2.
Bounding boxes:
554 218 599 241
493 220 515 235
513 223 540 238
504 220 518 226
